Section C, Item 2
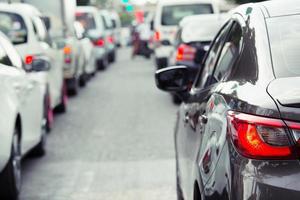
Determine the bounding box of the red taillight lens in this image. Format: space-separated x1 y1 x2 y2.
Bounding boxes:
176 44 196 62
107 36 114 44
25 55 34 65
154 31 160 41
93 38 105 47
227 111 296 159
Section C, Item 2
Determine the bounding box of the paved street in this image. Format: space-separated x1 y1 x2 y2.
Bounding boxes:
20 48 178 200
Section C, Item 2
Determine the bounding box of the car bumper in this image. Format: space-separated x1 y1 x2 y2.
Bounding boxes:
154 45 173 59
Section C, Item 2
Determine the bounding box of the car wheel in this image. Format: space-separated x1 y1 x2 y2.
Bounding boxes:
55 82 68 113
172 94 182 105
68 78 78 96
79 74 87 87
30 116 47 157
156 58 168 69
97 58 108 70
0 127 21 200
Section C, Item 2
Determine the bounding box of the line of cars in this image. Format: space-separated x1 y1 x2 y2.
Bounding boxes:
0 2 120 199
155 0 300 199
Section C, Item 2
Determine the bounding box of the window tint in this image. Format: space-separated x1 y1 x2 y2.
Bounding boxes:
76 12 96 31
195 22 232 88
213 22 242 82
267 15 300 78
0 43 12 66
161 4 213 26
0 12 28 45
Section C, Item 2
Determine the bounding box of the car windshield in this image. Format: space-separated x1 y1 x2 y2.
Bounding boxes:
267 15 300 78
76 12 96 31
0 12 27 45
161 4 213 26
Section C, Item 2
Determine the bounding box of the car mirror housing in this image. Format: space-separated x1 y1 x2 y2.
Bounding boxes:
155 65 190 92
31 58 51 72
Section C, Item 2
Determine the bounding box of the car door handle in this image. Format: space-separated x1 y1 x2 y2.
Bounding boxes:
199 114 208 124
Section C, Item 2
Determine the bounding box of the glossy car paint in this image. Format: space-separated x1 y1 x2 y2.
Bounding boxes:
0 3 64 109
172 2 300 200
76 6 109 69
0 32 44 171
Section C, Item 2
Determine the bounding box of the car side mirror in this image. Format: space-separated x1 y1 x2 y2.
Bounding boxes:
31 58 51 72
150 20 154 31
41 16 51 31
155 65 190 92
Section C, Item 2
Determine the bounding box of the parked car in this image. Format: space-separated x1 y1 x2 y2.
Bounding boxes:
110 11 122 47
100 10 117 63
73 21 95 83
153 0 219 69
168 14 226 103
23 0 85 95
0 3 67 131
0 31 47 200
76 6 109 70
155 1 300 199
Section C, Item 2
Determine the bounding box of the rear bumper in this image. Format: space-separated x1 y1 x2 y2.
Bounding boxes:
154 45 173 59
202 143 300 200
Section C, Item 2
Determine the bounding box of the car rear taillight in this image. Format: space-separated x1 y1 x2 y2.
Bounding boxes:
176 44 196 62
107 36 114 44
64 46 72 64
93 38 105 47
25 55 34 65
154 31 160 42
227 111 298 160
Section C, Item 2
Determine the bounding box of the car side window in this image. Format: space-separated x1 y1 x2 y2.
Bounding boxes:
194 22 232 89
213 22 243 82
0 43 13 67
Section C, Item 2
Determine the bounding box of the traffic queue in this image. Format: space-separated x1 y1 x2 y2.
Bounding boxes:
0 1 120 199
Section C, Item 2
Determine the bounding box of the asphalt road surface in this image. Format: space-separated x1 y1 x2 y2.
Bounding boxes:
20 48 178 200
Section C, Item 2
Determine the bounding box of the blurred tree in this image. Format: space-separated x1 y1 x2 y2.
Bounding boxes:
228 0 265 4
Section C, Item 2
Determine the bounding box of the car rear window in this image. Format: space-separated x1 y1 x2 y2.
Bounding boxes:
0 12 27 45
76 12 96 31
161 4 213 26
267 15 300 78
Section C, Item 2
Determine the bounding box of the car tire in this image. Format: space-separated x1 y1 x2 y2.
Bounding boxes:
97 58 108 70
0 127 21 200
156 58 168 69
55 82 67 113
172 94 182 105
79 74 87 87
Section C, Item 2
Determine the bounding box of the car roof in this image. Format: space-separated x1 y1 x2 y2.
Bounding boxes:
0 3 41 17
259 0 300 18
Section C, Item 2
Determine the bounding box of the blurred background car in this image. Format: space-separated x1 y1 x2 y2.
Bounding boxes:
0 31 47 200
110 11 122 48
22 0 85 95
73 21 95 84
155 1 300 200
167 13 226 103
0 3 67 131
76 6 109 70
100 10 117 63
153 0 220 69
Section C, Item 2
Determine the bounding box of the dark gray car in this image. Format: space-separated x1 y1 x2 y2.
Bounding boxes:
155 1 300 199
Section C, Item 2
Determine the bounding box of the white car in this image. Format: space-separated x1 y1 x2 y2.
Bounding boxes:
0 3 68 131
154 0 220 68
76 6 109 70
74 21 95 83
0 32 46 200
110 11 122 47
